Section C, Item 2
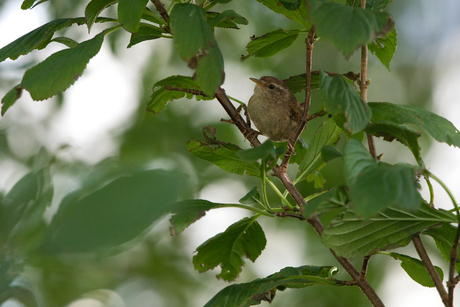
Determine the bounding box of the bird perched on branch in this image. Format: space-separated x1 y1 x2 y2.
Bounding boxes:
247 76 304 142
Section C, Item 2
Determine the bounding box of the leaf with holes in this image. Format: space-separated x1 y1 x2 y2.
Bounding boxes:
368 27 397 71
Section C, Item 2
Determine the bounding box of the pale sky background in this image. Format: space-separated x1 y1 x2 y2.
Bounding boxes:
1 0 460 306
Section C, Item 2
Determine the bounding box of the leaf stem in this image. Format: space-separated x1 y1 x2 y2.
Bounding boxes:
425 175 435 205
266 176 295 209
427 171 460 218
215 204 275 217
261 161 272 211
227 95 245 105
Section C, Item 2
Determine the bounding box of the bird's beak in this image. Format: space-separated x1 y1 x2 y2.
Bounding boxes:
249 78 263 87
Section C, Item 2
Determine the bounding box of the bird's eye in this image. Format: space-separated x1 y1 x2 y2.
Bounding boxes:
268 84 275 89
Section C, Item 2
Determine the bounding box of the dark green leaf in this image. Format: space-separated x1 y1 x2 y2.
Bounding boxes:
147 87 185 114
85 0 117 32
365 122 421 163
241 29 301 61
21 0 39 10
170 3 224 96
368 27 397 71
169 199 223 236
310 0 393 56
424 224 460 274
239 187 261 204
21 32 105 101
204 265 339 307
284 73 320 94
141 8 166 25
187 140 261 177
50 37 79 48
319 71 372 134
301 187 347 220
207 10 248 29
322 204 457 258
193 216 266 281
380 252 443 287
41 169 186 253
369 102 460 147
0 18 87 62
127 23 167 48
1 85 23 116
237 140 282 162
255 0 310 29
118 0 149 33
295 118 342 183
321 145 342 162
346 0 394 11
280 0 301 10
1 167 53 244
343 139 420 217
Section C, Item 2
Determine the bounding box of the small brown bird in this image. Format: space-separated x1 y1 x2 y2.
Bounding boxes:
247 76 304 142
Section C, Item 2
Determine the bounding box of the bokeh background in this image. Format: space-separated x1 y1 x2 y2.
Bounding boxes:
1 0 460 306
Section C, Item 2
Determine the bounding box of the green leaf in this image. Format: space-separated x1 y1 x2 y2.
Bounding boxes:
118 0 149 33
301 187 347 220
294 118 342 184
193 216 266 281
322 204 457 258
1 85 23 116
369 102 460 147
21 0 39 10
154 75 212 101
380 252 444 287
365 122 421 163
284 73 320 94
241 29 301 61
204 265 339 307
169 199 222 236
1 167 53 245
50 37 79 48
319 71 372 134
21 32 105 101
310 0 393 56
237 140 283 162
239 187 261 204
0 18 87 62
187 140 261 177
207 10 248 29
41 169 186 253
368 27 397 71
343 138 376 186
127 23 167 48
85 0 118 33
343 139 420 217
321 145 342 162
170 3 224 96
424 224 460 274
346 0 394 11
255 0 310 29
141 8 166 25
280 0 301 10
147 87 185 114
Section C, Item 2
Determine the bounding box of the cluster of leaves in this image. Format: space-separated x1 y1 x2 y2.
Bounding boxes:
1 0 460 306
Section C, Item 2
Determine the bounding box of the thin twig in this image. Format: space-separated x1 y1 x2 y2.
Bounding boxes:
279 25 316 168
360 255 371 280
413 235 449 306
151 0 169 24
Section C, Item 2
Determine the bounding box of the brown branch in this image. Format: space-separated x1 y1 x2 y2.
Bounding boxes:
413 235 449 306
151 0 169 24
360 255 371 280
448 225 460 305
279 25 316 169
